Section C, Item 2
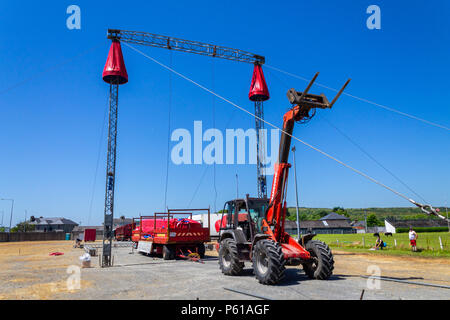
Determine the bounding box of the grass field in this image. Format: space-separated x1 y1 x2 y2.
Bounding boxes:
313 232 450 258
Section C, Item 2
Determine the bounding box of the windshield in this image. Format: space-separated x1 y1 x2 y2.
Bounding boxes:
247 199 269 232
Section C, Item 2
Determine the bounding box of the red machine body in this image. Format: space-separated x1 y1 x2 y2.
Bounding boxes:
132 217 209 244
132 209 211 260
114 223 132 241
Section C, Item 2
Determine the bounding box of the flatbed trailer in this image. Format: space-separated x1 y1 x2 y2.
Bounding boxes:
132 208 211 260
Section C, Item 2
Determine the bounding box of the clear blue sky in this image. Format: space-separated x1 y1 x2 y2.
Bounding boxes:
0 1 449 226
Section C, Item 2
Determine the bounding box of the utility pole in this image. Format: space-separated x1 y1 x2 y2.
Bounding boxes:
236 174 239 199
364 209 368 233
0 198 14 241
1 199 14 233
1 210 3 227
446 201 449 233
292 146 301 238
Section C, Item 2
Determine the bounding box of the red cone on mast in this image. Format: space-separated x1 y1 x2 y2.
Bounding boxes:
102 40 128 85
248 64 269 101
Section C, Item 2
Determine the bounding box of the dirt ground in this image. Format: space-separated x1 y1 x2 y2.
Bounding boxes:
0 240 92 299
331 250 450 286
0 240 448 299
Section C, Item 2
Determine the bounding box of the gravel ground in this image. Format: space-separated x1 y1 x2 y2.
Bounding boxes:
0 241 449 300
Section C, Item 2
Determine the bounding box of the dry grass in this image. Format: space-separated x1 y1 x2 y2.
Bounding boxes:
0 240 92 299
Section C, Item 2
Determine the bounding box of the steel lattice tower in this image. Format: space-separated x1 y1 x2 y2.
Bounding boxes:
254 100 267 198
101 40 128 267
102 82 118 267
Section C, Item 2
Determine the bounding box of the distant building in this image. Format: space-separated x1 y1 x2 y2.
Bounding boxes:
351 220 367 233
29 217 78 233
319 212 350 222
385 218 448 233
285 213 354 235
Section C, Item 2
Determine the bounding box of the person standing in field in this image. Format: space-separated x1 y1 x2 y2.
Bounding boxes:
409 227 418 252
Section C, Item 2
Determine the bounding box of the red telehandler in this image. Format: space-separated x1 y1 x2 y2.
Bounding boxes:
217 73 351 285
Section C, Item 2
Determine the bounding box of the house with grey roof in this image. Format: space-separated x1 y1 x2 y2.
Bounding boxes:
29 217 78 233
319 212 350 221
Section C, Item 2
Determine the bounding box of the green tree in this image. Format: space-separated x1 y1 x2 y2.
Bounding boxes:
11 221 35 233
332 206 350 218
317 210 329 218
366 214 380 227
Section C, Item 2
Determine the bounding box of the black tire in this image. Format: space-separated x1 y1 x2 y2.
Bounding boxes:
252 240 285 285
218 238 244 276
302 240 334 280
197 243 206 259
163 245 175 260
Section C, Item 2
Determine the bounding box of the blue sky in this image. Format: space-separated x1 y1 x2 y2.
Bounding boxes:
0 1 449 226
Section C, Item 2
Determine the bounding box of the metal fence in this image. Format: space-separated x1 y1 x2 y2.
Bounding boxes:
0 232 66 242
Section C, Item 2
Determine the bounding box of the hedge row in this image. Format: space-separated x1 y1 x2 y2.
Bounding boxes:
396 227 449 233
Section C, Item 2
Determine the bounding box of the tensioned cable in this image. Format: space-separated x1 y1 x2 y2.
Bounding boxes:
87 95 109 225
265 67 428 204
123 43 440 215
264 65 450 132
323 118 428 203
187 164 211 208
163 51 173 211
187 98 241 209
211 59 218 214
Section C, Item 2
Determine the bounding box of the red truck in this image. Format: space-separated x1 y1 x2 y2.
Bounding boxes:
114 223 133 241
132 208 210 260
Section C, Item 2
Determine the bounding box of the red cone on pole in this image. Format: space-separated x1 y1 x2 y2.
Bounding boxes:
102 40 128 85
248 64 269 101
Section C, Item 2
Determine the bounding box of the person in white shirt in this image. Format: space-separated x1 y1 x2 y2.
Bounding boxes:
409 227 418 252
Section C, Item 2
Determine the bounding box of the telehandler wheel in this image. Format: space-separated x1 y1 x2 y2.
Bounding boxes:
302 240 334 280
163 245 175 260
252 240 286 285
218 238 244 276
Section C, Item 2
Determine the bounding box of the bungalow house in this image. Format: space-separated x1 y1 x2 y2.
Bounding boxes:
29 217 78 233
285 212 354 235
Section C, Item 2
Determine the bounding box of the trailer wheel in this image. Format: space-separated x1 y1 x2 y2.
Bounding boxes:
219 238 244 276
163 245 175 260
252 240 285 285
302 240 334 280
197 243 206 259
